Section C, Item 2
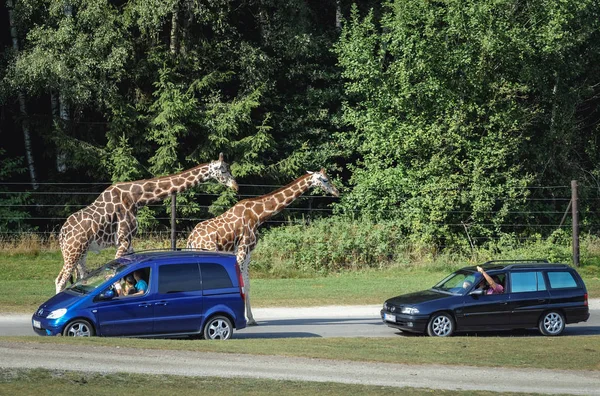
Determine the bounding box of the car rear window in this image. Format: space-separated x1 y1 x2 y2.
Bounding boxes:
510 271 547 292
547 271 578 289
158 263 201 293
201 263 233 290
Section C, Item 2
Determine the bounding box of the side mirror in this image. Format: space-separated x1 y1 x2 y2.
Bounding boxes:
98 289 115 300
469 289 485 296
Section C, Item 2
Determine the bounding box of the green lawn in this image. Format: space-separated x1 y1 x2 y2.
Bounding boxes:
0 250 599 313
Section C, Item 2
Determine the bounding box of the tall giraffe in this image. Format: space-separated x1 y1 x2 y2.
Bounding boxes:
56 153 238 294
186 168 339 325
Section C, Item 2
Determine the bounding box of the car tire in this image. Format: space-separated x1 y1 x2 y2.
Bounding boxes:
539 311 565 336
63 319 95 337
427 313 455 337
203 315 233 340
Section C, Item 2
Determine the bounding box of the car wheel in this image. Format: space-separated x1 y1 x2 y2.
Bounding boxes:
203 315 233 340
427 313 455 337
539 311 565 336
63 319 95 337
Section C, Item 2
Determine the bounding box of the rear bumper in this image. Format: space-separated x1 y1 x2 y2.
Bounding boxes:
565 307 590 324
380 310 428 333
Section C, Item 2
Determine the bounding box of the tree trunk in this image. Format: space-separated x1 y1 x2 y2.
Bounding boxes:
180 0 193 56
7 0 38 189
170 1 180 55
54 3 73 173
335 0 342 30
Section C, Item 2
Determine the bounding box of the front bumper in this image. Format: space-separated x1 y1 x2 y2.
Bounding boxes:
31 316 65 336
380 309 429 333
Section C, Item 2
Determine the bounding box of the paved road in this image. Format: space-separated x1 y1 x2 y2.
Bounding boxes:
2 302 599 339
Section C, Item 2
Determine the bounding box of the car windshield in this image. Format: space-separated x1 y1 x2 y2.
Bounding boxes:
432 270 480 295
66 260 129 294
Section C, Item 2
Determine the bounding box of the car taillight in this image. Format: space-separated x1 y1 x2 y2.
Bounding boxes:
235 263 246 301
584 293 588 306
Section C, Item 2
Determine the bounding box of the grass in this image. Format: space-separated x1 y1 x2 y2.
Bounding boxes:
0 247 599 313
3 334 600 371
0 368 553 396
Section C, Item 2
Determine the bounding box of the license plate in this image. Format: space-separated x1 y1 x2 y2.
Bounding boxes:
384 313 395 322
33 320 41 329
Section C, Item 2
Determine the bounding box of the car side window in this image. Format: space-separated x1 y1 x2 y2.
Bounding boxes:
510 271 546 292
547 271 578 289
158 263 201 293
201 263 233 290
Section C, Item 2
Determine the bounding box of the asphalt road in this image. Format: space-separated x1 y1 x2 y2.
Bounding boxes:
1 303 599 338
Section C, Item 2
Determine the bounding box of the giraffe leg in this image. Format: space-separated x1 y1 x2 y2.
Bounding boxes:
75 252 88 280
55 256 77 294
115 219 134 258
243 258 257 326
57 244 85 293
237 249 257 325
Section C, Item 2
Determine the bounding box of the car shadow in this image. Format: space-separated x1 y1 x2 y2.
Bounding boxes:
389 326 600 338
235 331 322 339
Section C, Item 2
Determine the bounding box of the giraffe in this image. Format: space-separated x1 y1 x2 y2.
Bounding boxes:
186 168 339 325
55 153 238 294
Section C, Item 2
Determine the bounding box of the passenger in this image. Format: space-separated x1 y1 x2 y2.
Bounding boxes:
130 270 148 295
113 275 135 296
476 266 504 294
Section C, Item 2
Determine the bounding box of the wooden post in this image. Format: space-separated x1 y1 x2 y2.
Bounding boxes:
571 180 579 267
171 193 177 250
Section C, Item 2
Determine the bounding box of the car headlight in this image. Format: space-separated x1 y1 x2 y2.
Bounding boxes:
383 302 388 310
401 307 419 315
47 308 67 319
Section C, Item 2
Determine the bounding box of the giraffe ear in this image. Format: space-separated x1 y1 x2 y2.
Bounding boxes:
219 152 224 161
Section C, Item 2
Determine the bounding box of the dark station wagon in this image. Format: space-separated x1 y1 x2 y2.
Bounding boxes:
32 250 246 340
381 260 590 336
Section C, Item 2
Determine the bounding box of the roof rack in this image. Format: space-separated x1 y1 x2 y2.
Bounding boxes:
123 247 219 256
482 259 549 265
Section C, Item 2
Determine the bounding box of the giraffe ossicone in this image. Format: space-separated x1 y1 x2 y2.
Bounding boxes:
186 168 340 325
55 153 238 294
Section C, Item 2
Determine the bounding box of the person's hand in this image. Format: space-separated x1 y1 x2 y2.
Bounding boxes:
477 266 483 273
114 283 122 291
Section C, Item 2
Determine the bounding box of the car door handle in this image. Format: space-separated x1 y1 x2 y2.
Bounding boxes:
154 301 168 306
538 299 547 303
138 303 151 308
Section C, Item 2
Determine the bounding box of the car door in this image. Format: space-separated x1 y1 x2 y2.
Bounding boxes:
94 266 154 336
457 291 511 330
152 262 204 334
508 271 550 328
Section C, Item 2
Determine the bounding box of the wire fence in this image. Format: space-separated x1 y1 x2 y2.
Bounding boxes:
1 181 599 250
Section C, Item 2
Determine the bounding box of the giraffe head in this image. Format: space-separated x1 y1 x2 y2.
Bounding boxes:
307 168 340 197
209 153 239 192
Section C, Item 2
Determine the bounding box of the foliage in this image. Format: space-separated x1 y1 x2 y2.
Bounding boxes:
332 0 600 245
0 150 31 233
1 0 600 248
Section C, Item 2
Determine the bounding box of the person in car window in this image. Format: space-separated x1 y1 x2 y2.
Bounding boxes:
114 275 136 297
477 266 504 294
131 270 148 295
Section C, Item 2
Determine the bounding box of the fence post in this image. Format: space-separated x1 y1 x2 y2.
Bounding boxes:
171 193 177 251
571 180 579 267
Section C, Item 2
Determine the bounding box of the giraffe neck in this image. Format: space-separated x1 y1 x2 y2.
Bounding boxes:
253 174 312 225
122 162 212 207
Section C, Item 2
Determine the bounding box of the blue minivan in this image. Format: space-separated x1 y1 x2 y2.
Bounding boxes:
32 250 246 340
